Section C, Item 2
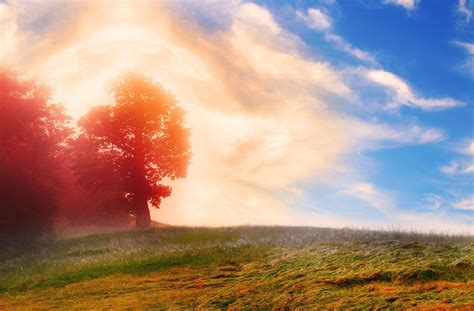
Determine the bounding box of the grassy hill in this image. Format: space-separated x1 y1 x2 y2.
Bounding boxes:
0 226 473 309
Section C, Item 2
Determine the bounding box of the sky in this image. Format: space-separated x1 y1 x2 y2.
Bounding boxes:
1 0 473 233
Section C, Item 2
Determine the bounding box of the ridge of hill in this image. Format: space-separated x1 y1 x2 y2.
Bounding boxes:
0 226 473 309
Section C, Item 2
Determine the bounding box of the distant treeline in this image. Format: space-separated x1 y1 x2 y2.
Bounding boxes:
0 69 191 243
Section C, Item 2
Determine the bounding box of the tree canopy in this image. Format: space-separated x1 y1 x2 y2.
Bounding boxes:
0 70 70 241
71 72 191 228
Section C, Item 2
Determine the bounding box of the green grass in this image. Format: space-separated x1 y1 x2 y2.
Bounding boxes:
0 226 473 309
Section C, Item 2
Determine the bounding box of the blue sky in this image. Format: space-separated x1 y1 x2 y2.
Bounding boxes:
252 0 474 226
1 0 473 231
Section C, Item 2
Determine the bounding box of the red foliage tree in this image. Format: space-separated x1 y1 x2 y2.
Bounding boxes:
0 69 71 241
56 155 132 228
71 72 191 228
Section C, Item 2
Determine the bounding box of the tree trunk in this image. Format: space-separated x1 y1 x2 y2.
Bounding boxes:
134 112 151 228
135 196 151 228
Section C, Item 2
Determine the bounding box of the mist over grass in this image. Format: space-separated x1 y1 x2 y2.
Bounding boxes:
0 226 473 309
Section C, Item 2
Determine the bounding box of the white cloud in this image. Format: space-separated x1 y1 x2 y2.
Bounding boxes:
296 7 376 64
465 140 474 155
325 33 377 64
424 193 443 210
454 41 474 75
441 161 474 175
297 8 331 31
365 69 461 110
416 128 445 143
383 0 418 10
0 3 19 61
363 124 445 145
465 165 474 173
1 0 460 231
458 0 473 24
441 161 460 175
457 42 474 54
453 195 474 211
441 140 474 175
236 2 282 35
344 183 394 212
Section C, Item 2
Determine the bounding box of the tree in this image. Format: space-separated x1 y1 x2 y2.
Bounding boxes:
0 69 70 241
71 72 191 228
56 154 132 228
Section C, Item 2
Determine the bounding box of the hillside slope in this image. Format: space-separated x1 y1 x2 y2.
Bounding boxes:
0 226 473 309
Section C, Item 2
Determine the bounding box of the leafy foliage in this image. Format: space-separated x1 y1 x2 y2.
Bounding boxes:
0 69 70 240
70 72 191 227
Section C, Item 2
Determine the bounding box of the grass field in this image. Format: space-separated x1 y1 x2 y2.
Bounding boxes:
0 226 473 309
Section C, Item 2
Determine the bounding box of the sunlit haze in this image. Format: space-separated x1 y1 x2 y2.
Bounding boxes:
1 0 473 232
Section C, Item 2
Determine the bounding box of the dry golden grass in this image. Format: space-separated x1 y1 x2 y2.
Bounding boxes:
0 226 473 309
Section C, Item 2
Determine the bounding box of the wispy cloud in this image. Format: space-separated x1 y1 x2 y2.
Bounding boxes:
344 183 394 212
296 8 331 31
296 9 461 111
324 33 377 64
454 42 474 54
424 193 443 210
365 69 461 110
360 124 445 145
296 7 377 64
457 0 473 24
464 140 474 155
441 161 474 175
0 3 19 60
383 0 418 11
454 41 474 76
1 0 463 231
452 195 474 211
441 140 474 175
